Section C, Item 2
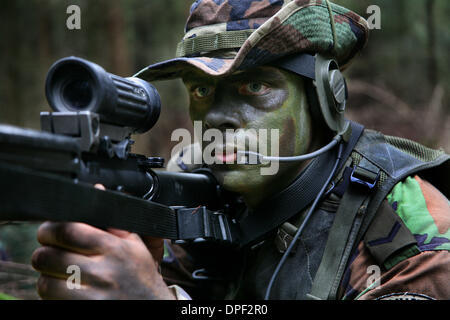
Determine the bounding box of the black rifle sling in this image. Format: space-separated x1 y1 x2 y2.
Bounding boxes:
0 162 238 243
0 162 178 239
239 122 364 248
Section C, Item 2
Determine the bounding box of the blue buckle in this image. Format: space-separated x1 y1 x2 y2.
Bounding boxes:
350 165 379 189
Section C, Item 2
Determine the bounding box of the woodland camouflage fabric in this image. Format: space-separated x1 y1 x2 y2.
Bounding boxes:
162 144 450 299
339 176 450 300
161 177 450 300
135 0 369 81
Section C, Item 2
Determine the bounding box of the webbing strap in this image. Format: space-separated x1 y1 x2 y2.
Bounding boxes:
0 162 239 244
238 148 337 248
272 53 316 80
308 184 369 300
308 157 380 300
336 122 364 172
0 162 178 238
176 30 254 57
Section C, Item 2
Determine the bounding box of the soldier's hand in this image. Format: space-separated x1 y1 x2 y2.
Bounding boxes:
31 185 175 300
31 221 175 300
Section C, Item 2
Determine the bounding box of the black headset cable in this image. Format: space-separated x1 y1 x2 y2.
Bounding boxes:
264 140 344 300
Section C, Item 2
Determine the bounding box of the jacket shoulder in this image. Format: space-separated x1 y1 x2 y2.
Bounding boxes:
352 129 450 197
387 175 450 253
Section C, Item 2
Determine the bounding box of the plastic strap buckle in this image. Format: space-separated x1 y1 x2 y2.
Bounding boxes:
174 206 238 245
350 165 380 189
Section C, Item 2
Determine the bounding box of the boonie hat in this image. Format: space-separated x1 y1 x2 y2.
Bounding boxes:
135 0 369 82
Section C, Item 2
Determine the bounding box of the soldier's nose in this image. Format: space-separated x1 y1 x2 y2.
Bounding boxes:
204 112 241 131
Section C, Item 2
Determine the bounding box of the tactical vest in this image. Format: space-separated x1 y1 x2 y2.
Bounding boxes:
230 126 450 300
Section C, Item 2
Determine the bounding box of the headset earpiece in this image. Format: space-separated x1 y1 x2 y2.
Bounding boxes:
313 54 349 136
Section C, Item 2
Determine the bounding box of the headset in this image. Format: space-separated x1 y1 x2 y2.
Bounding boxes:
235 52 354 299
236 0 355 299
237 53 351 163
257 54 352 299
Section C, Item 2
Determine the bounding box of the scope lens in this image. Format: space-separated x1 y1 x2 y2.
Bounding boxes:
62 78 93 110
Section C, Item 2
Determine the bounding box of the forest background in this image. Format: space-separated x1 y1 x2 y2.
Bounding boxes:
0 0 448 299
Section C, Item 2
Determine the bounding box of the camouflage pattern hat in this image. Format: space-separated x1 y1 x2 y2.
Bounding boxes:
135 0 369 82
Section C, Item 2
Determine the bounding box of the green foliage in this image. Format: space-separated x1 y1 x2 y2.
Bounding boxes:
0 224 40 263
0 292 18 300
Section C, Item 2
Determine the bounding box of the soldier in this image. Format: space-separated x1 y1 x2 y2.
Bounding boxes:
31 0 450 300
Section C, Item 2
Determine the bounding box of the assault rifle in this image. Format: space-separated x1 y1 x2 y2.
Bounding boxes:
0 57 240 246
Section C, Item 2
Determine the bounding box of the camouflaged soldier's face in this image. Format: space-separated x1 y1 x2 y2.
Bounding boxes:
183 66 313 206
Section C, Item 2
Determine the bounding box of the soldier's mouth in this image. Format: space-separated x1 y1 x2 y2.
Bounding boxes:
215 151 237 163
213 146 237 163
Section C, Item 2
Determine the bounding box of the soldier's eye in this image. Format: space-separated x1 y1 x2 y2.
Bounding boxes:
193 85 213 99
239 82 270 96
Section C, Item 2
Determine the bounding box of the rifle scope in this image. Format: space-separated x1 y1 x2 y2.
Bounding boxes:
45 57 161 133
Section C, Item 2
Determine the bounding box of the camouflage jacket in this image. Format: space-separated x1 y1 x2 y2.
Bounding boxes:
161 129 450 300
339 175 449 300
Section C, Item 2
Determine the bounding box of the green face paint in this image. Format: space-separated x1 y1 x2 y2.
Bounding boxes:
183 67 313 208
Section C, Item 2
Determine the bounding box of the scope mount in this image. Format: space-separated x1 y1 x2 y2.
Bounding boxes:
41 111 138 160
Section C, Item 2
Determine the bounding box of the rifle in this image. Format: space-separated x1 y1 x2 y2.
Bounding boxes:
0 57 240 246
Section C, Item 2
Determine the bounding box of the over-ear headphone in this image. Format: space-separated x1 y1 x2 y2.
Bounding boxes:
313 54 349 136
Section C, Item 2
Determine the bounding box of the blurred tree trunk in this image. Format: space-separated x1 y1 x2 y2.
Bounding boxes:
426 0 438 87
0 2 21 125
106 0 132 76
38 5 51 69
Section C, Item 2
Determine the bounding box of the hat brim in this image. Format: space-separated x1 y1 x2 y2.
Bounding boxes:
134 56 235 82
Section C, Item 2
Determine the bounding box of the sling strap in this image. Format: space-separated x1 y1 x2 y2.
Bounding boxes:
308 157 380 300
0 162 238 244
